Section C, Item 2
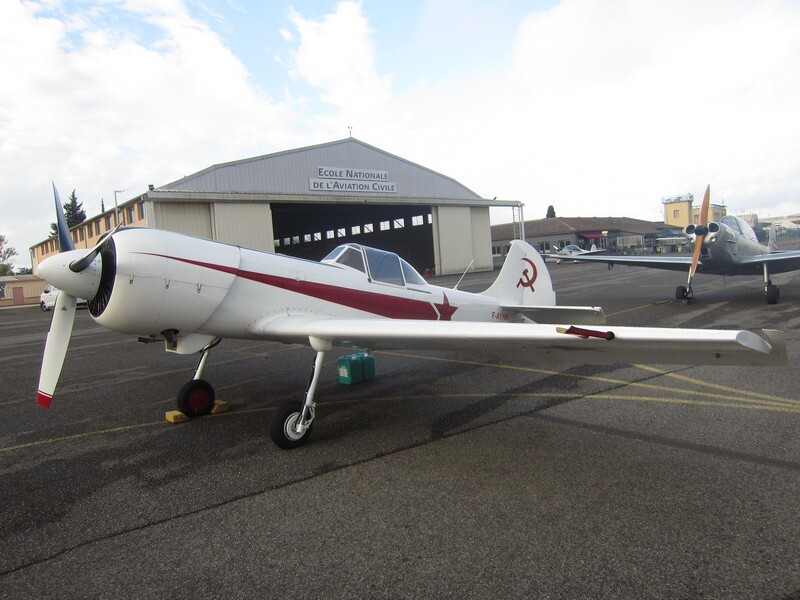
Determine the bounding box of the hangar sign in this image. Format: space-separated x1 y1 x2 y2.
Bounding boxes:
310 166 398 194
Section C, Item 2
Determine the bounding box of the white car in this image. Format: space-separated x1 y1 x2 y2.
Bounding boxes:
40 285 87 311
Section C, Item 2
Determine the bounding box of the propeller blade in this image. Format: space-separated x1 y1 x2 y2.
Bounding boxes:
52 182 75 252
36 291 77 407
69 222 122 273
688 185 711 283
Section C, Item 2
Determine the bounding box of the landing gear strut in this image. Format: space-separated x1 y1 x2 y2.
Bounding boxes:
270 337 331 449
176 337 221 417
764 264 780 304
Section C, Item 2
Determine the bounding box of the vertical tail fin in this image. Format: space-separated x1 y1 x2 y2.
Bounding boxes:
768 225 778 251
481 240 556 306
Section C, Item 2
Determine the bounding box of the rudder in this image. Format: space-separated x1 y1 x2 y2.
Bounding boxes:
481 240 556 306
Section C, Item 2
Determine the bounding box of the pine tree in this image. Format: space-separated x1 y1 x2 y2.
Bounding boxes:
546 205 556 218
50 189 87 237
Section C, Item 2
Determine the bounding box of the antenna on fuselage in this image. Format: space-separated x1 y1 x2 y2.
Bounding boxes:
453 258 475 290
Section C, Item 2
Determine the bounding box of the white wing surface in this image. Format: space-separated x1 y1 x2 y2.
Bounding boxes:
256 317 786 367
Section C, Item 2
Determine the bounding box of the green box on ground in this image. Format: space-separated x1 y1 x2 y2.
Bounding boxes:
338 354 363 385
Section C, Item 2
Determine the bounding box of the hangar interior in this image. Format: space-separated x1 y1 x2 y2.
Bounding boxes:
146 138 517 275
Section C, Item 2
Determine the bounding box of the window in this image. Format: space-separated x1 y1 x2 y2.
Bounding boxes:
137 203 145 220
412 215 424 226
105 216 112 230
337 228 346 238
393 218 405 229
673 209 679 219
380 221 390 231
351 225 361 235
326 230 335 240
363 223 373 234
365 246 404 285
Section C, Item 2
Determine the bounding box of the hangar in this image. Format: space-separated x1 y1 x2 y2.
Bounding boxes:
145 138 518 275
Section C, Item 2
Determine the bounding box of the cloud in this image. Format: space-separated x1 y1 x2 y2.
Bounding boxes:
2 0 799 268
0 0 299 264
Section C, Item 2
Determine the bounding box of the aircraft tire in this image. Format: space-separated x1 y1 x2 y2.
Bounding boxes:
176 379 215 417
270 401 313 449
40 301 50 311
766 284 780 305
675 285 688 300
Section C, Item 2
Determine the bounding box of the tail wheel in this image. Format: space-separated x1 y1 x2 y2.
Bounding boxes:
270 401 313 449
176 379 215 417
675 285 688 300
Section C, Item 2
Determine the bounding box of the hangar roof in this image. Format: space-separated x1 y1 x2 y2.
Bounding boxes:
492 216 666 241
153 138 517 208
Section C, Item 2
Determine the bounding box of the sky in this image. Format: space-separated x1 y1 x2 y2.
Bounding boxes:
2 0 800 269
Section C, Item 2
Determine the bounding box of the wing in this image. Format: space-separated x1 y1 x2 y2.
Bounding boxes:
738 250 800 274
551 254 694 273
256 316 786 367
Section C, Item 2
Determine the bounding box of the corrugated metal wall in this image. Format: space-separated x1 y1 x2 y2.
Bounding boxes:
213 203 274 251
152 203 212 238
433 206 492 275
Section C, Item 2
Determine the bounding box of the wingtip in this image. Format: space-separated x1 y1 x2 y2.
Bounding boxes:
36 390 52 408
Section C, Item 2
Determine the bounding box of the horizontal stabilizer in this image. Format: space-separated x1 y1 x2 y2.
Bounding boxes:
500 304 606 325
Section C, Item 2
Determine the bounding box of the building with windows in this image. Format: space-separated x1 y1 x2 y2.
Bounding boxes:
32 138 519 276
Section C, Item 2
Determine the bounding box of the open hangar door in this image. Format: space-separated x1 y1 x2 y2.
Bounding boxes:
270 202 436 274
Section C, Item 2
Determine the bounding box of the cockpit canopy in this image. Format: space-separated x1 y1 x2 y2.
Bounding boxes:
321 244 427 286
719 215 758 242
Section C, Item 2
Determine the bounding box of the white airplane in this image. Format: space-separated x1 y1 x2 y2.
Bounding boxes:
37 184 786 449
545 244 606 263
555 186 800 304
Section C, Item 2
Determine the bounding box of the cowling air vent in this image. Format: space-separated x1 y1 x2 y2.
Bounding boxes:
88 237 117 317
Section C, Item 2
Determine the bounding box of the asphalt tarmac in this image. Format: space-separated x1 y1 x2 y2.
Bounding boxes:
1 263 799 599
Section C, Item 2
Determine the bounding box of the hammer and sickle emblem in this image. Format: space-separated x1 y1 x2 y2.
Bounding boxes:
516 257 537 289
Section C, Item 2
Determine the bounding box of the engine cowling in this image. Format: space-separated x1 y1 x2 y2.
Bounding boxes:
92 228 239 339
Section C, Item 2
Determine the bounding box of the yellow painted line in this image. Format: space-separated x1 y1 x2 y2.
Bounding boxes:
633 364 800 406
590 394 800 414
1 421 166 454
380 351 800 409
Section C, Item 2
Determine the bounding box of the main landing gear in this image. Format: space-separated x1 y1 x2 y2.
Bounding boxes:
176 337 221 417
269 337 331 449
675 285 695 304
764 264 780 305
171 335 333 449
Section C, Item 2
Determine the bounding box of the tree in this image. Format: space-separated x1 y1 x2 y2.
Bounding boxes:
50 189 87 237
0 234 17 276
546 205 556 218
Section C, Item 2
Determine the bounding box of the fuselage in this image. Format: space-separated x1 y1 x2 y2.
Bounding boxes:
38 228 516 347
689 215 770 275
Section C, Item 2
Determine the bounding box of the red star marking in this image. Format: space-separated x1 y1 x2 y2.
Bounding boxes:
434 292 458 321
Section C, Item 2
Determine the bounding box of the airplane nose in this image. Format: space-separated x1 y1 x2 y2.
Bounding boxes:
38 250 101 300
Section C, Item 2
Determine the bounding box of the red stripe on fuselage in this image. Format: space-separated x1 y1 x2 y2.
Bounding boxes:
143 254 441 320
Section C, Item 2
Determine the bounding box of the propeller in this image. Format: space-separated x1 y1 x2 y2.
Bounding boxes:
36 183 112 407
686 184 711 291
36 291 76 407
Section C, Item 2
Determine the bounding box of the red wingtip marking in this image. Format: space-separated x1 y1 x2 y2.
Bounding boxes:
36 391 53 408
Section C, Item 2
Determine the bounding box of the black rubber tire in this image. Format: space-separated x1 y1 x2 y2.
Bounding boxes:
675 285 688 300
766 284 780 305
270 401 313 449
176 379 215 417
40 301 50 311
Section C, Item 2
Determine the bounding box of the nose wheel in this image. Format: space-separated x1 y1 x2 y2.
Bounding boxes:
176 379 216 417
